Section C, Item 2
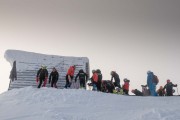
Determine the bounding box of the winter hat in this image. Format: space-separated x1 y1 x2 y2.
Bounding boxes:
147 70 151 74
124 78 130 82
41 65 46 69
92 69 96 73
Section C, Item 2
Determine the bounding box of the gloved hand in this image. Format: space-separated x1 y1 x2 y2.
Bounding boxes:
36 77 39 83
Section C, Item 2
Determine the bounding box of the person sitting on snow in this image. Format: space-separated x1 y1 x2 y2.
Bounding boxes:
141 85 150 96
157 86 165 96
131 89 143 96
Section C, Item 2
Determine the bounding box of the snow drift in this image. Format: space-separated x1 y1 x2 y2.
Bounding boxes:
0 87 180 120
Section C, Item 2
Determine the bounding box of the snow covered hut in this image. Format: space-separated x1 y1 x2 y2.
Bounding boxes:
4 50 90 90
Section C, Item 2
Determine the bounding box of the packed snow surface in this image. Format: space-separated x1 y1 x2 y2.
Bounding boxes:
0 87 180 120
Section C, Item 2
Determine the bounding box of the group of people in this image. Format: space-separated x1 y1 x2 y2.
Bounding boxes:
131 71 178 96
36 65 178 96
88 70 130 95
36 65 88 89
36 66 59 88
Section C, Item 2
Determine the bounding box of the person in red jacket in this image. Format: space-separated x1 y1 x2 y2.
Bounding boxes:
91 70 98 91
65 65 76 88
122 78 130 95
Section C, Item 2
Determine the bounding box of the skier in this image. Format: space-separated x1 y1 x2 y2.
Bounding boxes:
49 67 59 88
36 65 48 88
122 78 130 95
147 71 158 96
157 86 165 96
110 71 121 88
75 69 88 89
96 69 102 91
64 65 76 88
163 79 177 96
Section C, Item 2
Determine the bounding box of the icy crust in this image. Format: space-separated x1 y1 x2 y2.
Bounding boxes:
0 87 180 120
4 49 89 71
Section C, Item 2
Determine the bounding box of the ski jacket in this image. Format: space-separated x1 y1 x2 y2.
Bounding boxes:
49 71 59 81
75 70 88 82
123 82 129 90
37 68 48 79
134 89 143 96
97 73 102 83
164 82 177 96
111 72 120 84
67 66 75 77
92 72 98 83
157 88 165 96
147 72 154 87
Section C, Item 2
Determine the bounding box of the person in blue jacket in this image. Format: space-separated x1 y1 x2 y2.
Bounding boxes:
147 70 158 96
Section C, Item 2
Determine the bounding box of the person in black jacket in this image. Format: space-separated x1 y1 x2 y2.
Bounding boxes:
75 69 88 88
96 69 102 91
36 65 48 88
111 71 121 88
49 67 59 88
131 89 143 96
163 79 177 96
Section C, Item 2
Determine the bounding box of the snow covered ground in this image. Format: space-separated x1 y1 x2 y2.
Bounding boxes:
0 87 180 120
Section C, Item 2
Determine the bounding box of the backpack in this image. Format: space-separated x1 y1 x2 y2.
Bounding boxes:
153 75 159 84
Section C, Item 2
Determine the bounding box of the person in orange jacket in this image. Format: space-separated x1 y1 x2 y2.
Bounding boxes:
91 70 98 91
122 78 130 95
65 65 76 88
36 65 48 88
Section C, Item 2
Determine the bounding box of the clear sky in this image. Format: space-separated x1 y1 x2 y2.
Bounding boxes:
0 0 180 94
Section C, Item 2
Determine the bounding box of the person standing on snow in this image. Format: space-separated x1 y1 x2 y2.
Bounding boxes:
36 65 48 88
90 70 98 91
111 71 121 88
65 65 76 88
122 78 130 95
75 69 88 89
163 79 177 96
49 67 59 88
96 69 102 91
147 71 158 96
